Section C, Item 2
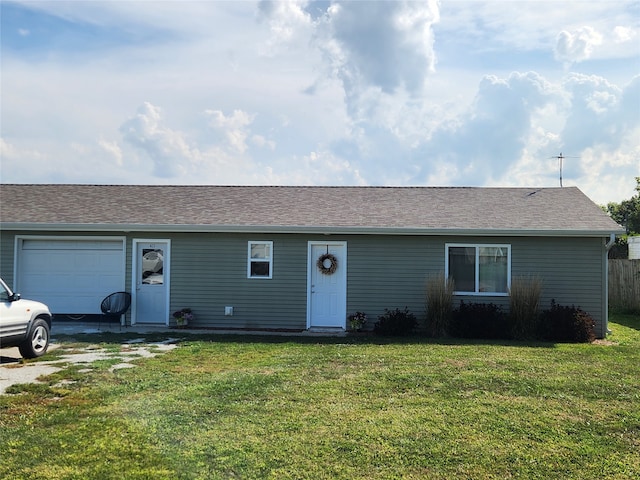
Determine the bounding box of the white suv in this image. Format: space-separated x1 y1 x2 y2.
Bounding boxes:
0 278 52 358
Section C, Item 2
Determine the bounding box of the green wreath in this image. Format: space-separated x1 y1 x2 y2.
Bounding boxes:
317 253 338 275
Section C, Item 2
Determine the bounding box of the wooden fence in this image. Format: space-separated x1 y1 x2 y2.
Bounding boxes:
609 259 640 312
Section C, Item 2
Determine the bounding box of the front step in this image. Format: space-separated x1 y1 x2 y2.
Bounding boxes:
304 327 347 336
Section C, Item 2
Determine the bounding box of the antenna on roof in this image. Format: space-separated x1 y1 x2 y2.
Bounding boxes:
549 153 579 187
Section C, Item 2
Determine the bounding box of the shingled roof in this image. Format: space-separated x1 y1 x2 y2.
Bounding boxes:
0 184 623 236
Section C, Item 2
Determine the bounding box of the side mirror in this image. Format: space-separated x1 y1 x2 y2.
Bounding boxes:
10 293 21 302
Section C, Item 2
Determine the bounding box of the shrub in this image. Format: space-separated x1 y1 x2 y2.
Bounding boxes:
450 301 510 339
425 273 455 337
374 307 417 336
509 275 543 340
539 300 596 343
347 311 367 332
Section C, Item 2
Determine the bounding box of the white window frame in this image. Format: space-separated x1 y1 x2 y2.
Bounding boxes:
445 243 511 296
247 241 273 279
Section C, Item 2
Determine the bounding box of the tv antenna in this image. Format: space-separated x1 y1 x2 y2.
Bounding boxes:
550 152 579 187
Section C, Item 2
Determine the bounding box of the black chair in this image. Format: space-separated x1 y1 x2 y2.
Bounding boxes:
100 292 131 330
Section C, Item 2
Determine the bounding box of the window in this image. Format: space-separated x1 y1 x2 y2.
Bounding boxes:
0 282 10 302
445 244 510 295
142 248 164 285
248 241 273 279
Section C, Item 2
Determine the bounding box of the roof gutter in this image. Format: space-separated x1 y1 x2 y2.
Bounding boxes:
0 222 627 238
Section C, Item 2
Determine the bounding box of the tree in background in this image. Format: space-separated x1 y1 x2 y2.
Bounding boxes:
605 177 640 258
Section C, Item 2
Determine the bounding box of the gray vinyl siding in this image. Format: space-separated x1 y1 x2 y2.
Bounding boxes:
166 233 308 330
510 236 606 337
444 236 606 337
346 235 442 323
0 230 609 337
346 235 607 337
0 230 16 287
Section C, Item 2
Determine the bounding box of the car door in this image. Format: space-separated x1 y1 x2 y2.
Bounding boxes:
0 280 28 341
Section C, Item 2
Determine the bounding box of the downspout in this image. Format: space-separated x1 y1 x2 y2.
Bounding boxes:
605 233 616 251
604 233 616 335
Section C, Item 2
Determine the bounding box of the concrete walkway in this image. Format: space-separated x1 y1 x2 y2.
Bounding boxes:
51 320 347 337
53 320 196 336
0 335 179 395
1 321 347 395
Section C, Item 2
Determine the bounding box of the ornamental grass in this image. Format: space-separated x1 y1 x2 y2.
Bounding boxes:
425 272 455 337
509 275 543 340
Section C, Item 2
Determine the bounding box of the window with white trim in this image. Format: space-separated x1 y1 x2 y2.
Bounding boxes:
445 244 511 295
248 241 273 279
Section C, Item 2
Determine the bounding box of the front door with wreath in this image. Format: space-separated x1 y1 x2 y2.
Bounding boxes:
308 242 347 329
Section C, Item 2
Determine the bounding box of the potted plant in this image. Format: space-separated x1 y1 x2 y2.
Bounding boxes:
173 308 194 327
347 311 367 332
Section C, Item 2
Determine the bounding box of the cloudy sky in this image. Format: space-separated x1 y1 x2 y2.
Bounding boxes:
1 0 638 204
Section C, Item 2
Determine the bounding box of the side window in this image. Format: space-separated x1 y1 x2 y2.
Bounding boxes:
248 241 273 279
0 283 10 302
446 244 510 295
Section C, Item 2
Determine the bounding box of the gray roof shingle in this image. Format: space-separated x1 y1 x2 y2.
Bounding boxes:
0 184 624 236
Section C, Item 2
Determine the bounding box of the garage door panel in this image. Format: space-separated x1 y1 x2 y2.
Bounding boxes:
22 240 122 251
19 239 125 314
22 250 112 273
73 253 100 270
47 294 104 315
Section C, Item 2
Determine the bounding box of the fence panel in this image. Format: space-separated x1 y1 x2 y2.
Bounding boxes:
609 259 640 312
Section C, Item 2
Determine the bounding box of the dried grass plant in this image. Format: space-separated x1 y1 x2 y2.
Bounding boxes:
509 275 543 340
425 272 455 337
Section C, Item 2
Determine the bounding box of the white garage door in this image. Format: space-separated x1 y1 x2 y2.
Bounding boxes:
18 238 125 314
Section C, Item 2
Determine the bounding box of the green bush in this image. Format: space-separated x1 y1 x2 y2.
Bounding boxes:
374 307 417 336
539 300 596 343
509 275 543 340
450 301 510 339
425 273 455 337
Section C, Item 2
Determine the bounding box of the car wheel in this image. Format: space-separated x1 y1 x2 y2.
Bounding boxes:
18 318 50 359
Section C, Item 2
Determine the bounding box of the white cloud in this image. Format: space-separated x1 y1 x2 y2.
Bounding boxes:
257 0 313 55
613 26 636 43
554 26 603 64
485 75 639 199
251 134 276 150
0 136 130 184
317 0 439 100
260 149 367 186
413 71 558 184
560 74 639 154
98 138 123 166
120 102 200 178
0 137 45 162
204 109 256 154
574 146 640 205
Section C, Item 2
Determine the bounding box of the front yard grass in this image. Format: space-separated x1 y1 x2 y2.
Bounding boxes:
1 313 639 479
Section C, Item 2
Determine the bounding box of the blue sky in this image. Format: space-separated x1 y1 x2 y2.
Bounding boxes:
1 0 638 204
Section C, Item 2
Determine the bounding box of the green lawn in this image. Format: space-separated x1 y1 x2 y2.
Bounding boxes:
1 314 639 479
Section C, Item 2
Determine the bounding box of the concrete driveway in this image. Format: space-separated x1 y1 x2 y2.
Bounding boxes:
1 323 180 394
1 319 339 394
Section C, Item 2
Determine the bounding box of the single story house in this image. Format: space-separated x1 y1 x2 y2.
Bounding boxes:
0 184 624 337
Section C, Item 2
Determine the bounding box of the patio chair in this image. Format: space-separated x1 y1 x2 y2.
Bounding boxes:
100 291 131 330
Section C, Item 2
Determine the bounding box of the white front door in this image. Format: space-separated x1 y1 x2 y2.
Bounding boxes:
133 240 170 324
308 242 347 329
